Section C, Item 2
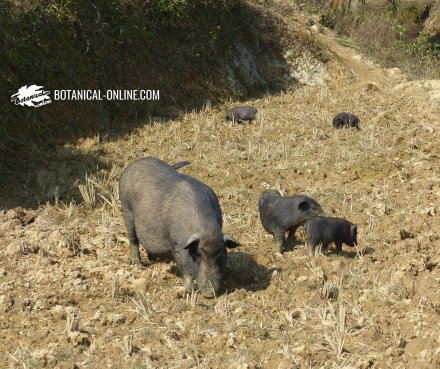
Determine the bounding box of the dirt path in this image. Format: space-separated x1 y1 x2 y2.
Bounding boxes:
321 31 392 87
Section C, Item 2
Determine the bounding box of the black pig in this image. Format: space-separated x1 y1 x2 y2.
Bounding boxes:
119 156 240 297
258 190 322 253
226 106 257 123
304 216 357 256
332 112 361 130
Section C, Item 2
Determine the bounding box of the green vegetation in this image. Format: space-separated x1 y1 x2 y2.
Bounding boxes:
300 0 440 79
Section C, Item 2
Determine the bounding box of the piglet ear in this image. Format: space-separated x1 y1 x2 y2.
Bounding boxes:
184 233 200 250
224 234 240 248
298 201 310 211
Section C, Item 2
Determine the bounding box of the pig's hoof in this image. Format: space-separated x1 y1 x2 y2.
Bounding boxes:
130 257 141 265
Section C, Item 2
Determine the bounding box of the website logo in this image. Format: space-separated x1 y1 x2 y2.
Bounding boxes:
11 85 52 107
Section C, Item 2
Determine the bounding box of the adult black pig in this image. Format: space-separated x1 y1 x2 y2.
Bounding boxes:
332 112 361 130
304 216 357 256
258 190 322 253
119 157 240 297
225 106 257 123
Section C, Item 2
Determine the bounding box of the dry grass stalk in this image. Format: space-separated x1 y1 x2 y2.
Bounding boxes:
7 343 32 369
131 292 153 322
214 296 232 320
123 335 133 356
323 302 347 359
321 282 340 301
78 174 97 209
112 271 120 300
66 308 80 333
321 273 343 301
186 288 199 307
61 200 77 219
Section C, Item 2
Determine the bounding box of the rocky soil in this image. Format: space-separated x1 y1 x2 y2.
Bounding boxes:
1 2 439 369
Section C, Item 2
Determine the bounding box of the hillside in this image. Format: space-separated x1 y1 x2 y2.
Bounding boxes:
0 0 326 142
1 1 440 368
1 0 328 206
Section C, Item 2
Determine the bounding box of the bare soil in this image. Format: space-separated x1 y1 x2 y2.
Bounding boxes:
1 4 439 369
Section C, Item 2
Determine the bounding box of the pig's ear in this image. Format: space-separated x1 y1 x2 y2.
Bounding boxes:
224 234 240 248
351 225 357 234
184 233 200 250
298 201 310 212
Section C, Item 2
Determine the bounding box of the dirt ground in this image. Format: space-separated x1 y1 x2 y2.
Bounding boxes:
1 4 440 369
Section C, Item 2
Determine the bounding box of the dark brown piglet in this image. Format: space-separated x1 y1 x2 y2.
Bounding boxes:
304 216 357 256
332 112 361 130
226 106 257 123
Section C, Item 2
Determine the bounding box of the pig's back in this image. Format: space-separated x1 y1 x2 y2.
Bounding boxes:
119 157 222 255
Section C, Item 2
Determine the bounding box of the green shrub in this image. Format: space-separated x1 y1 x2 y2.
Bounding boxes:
304 0 440 79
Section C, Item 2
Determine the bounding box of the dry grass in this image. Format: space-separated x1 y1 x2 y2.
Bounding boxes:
123 335 134 356
131 292 154 322
112 270 120 300
66 308 80 333
78 174 97 209
322 302 347 359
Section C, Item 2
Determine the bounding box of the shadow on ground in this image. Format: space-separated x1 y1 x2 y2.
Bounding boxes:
164 252 274 294
224 252 275 293
0 0 303 209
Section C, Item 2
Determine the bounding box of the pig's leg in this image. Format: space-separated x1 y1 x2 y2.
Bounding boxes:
274 228 286 253
321 242 329 253
123 209 141 264
308 241 318 257
286 226 298 249
335 242 343 255
173 248 195 292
